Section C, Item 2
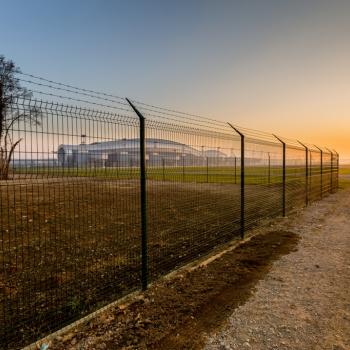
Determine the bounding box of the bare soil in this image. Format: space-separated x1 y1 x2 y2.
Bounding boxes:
45 186 350 350
46 230 299 350
0 177 284 349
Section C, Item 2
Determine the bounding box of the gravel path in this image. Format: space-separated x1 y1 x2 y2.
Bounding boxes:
204 188 350 350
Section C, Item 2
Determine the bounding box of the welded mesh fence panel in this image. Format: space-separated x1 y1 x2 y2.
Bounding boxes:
0 98 141 349
308 148 322 202
138 105 241 281
285 145 306 212
0 94 340 350
244 135 283 229
322 150 332 195
332 152 339 191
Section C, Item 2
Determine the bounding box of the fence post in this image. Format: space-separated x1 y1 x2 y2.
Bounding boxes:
228 123 245 239
182 154 185 182
310 152 313 197
298 141 309 206
268 152 271 185
206 157 209 183
331 150 334 193
126 98 148 291
234 156 237 184
315 145 323 198
273 135 286 217
162 158 165 181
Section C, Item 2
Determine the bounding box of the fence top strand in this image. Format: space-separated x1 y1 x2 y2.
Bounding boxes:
14 72 338 152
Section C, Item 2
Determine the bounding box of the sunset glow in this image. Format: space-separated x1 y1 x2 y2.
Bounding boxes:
1 0 349 159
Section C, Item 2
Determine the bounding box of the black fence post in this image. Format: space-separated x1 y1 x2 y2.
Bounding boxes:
228 123 245 239
310 152 312 193
268 152 271 185
335 151 339 190
298 141 309 206
162 158 165 181
273 135 286 217
331 150 334 193
315 145 323 198
234 156 237 184
126 98 148 291
206 157 209 183
182 154 185 182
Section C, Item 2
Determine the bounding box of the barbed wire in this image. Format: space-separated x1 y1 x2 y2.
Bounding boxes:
24 88 132 113
18 77 233 131
17 78 129 107
12 71 338 150
17 72 242 129
18 73 234 130
25 89 233 134
18 72 229 125
18 72 126 102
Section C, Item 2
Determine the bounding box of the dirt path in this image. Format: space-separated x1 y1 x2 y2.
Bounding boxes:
205 187 350 350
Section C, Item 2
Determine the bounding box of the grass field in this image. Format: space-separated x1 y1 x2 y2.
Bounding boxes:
11 165 324 184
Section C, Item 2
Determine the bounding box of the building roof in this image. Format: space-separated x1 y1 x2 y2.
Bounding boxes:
58 138 206 157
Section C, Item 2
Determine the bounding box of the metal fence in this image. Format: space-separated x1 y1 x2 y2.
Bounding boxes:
0 97 339 349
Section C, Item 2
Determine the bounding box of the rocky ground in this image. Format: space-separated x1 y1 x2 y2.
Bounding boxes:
204 186 350 350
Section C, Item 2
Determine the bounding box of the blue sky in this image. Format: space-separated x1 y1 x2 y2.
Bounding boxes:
1 0 350 156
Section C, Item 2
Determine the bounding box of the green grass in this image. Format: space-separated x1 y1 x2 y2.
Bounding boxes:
11 165 328 185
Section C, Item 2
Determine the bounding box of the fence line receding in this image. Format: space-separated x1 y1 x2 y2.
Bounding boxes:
0 96 339 350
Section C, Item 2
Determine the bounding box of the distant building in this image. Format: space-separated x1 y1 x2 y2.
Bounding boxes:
203 149 227 158
57 138 237 167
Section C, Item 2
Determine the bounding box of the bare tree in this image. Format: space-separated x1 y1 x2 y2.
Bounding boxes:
0 55 40 180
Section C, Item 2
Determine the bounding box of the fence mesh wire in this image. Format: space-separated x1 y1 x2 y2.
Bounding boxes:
308 146 322 203
135 103 242 281
0 97 339 349
322 149 332 195
1 98 142 349
285 144 307 212
244 133 283 228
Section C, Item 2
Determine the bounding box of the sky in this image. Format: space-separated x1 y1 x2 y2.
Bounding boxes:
1 0 349 160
